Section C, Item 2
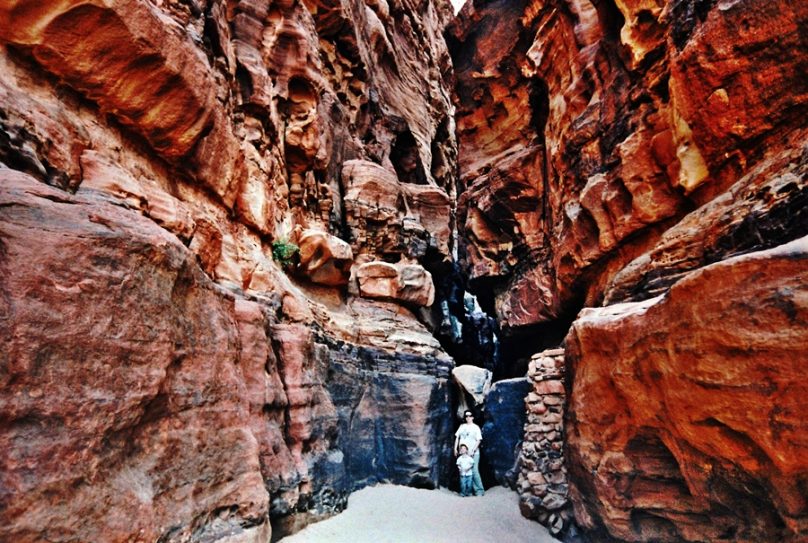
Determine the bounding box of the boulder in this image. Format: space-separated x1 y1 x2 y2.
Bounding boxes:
566 236 808 542
343 159 452 260
451 365 492 413
356 261 435 307
296 229 353 286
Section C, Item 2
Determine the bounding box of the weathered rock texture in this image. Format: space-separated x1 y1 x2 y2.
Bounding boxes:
0 0 459 540
1 173 274 543
450 0 808 541
448 0 808 334
567 237 808 542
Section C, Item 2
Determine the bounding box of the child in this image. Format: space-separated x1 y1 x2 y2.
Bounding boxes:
456 444 474 497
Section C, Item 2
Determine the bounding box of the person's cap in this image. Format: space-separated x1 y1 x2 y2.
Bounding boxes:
464 410 473 417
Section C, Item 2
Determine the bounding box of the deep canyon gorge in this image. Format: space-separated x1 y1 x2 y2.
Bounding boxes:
0 0 805 542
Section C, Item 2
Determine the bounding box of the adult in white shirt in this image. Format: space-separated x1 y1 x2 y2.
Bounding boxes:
453 409 484 496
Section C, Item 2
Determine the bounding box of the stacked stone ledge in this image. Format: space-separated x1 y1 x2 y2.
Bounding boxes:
517 348 573 537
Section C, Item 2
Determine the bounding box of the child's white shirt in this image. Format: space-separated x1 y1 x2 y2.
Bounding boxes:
456 453 474 476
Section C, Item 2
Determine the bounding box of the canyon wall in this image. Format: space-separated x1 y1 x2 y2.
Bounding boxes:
0 0 460 541
3 0 807 541
449 0 807 541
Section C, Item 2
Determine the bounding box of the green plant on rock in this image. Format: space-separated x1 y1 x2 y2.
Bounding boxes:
272 239 299 269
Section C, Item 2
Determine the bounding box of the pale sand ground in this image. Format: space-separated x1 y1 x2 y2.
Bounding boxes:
277 484 562 543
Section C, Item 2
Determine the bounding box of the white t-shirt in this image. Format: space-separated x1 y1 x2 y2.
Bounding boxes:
455 422 482 452
456 454 474 476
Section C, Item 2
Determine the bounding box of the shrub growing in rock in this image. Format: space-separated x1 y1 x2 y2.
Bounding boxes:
272 239 299 270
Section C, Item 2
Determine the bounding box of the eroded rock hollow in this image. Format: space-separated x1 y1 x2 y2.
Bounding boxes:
449 0 807 540
1 0 806 542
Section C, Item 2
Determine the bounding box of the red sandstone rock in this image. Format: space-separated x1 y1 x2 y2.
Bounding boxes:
356 260 436 307
604 142 808 304
0 0 459 538
80 150 196 241
343 159 452 260
9 0 805 542
667 0 807 193
0 1 214 158
0 171 273 542
493 265 560 330
0 163 455 541
449 0 807 331
0 1 248 205
0 54 90 188
566 237 808 542
296 229 354 286
450 2 808 541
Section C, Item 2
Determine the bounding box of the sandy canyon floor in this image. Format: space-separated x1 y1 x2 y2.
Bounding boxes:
278 484 561 543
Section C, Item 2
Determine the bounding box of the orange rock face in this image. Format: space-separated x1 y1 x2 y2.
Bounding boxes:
450 0 808 541
449 0 808 332
567 237 808 541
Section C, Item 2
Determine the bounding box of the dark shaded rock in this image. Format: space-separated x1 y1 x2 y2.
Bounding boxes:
323 337 455 490
431 261 502 374
482 378 532 488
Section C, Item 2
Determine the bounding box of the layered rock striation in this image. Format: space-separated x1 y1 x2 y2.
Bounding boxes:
450 0 807 541
0 0 460 541
448 0 807 334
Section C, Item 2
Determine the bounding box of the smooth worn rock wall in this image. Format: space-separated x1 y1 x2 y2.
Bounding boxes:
567 235 808 542
450 0 807 541
0 0 460 540
0 173 273 543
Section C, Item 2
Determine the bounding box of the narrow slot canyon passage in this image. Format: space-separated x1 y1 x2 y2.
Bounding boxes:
0 0 805 543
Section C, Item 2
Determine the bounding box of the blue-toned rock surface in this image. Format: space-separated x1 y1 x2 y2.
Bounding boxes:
483 378 532 487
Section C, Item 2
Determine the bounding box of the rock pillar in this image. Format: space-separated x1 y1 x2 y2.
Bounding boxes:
517 348 572 537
